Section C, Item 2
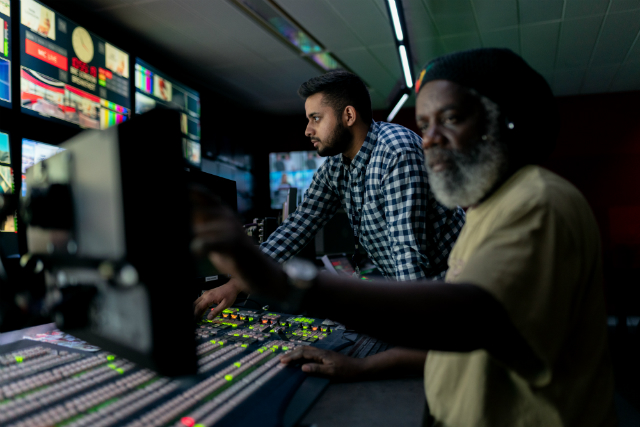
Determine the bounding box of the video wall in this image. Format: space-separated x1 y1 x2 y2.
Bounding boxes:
135 58 201 167
269 151 325 209
19 0 130 129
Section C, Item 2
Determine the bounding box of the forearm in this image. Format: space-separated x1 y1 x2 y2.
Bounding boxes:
357 348 427 380
301 273 533 363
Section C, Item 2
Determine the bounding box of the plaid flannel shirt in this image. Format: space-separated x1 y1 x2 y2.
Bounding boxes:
260 121 465 281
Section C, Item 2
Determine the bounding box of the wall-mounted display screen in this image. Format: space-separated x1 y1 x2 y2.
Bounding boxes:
0 131 15 231
0 1 11 109
22 138 64 197
20 0 130 129
269 150 325 209
135 58 201 166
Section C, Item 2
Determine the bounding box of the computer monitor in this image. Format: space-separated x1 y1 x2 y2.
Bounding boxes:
135 58 201 167
269 150 325 209
20 0 130 129
0 1 12 109
21 138 65 197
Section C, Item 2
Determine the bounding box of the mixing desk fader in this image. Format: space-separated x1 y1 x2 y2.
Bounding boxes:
0 308 346 427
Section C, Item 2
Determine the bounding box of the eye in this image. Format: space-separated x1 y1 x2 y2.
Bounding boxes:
313 116 320 122
418 123 429 134
443 115 459 125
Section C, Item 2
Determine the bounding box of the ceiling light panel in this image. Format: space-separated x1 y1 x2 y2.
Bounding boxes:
230 0 347 72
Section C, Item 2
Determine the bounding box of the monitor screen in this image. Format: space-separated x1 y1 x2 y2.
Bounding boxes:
20 0 130 129
0 130 15 231
135 58 201 166
21 138 64 197
269 151 325 209
0 1 12 109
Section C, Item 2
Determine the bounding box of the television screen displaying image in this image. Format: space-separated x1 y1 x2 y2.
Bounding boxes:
0 131 14 231
269 150 325 209
22 138 64 197
20 0 130 129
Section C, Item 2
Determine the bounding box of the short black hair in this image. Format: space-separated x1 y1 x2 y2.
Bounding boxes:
298 70 372 124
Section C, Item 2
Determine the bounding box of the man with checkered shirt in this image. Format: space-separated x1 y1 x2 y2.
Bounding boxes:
194 71 464 378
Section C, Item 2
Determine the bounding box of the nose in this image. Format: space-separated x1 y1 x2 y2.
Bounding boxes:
422 124 443 150
305 123 314 138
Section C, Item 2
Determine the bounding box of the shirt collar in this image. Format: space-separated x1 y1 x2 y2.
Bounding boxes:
340 121 377 169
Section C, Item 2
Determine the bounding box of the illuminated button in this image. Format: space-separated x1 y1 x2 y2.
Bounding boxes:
231 314 238 319
262 319 268 324
311 326 318 331
222 313 230 318
181 417 195 427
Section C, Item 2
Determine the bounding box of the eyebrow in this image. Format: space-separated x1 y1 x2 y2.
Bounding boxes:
416 103 462 120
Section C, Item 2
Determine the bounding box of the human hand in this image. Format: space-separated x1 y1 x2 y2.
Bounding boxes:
193 278 242 320
280 346 366 381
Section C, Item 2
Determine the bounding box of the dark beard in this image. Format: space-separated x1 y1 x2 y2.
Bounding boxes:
317 120 352 157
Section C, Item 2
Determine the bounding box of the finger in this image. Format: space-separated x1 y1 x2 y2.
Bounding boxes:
280 348 305 364
207 299 228 320
301 363 334 376
194 295 215 318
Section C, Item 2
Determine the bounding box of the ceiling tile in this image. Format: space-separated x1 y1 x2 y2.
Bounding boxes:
472 0 518 32
609 0 640 13
520 22 561 70
324 0 395 46
276 0 363 51
441 32 483 52
480 28 520 53
424 0 478 36
564 0 609 19
412 37 448 66
609 61 640 91
368 43 403 77
335 47 398 97
552 68 587 95
404 0 440 40
555 16 603 69
518 0 564 25
628 37 640 61
581 64 621 93
591 10 640 65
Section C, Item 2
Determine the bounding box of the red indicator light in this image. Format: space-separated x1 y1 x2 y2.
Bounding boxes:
181 417 195 427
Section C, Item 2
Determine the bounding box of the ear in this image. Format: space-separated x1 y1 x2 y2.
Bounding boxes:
343 106 357 127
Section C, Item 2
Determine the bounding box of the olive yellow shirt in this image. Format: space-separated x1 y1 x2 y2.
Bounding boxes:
425 165 616 427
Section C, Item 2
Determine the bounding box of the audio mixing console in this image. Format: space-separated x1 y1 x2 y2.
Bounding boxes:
0 308 347 427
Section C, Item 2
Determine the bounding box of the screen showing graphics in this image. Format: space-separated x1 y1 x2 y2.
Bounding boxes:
135 58 201 166
269 151 325 209
0 1 12 109
0 131 15 231
22 138 64 197
20 0 130 129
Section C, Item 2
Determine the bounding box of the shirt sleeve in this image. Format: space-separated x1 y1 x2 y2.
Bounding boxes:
260 161 341 263
383 148 434 281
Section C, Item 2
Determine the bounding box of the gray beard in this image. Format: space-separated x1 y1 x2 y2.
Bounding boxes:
425 139 508 209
